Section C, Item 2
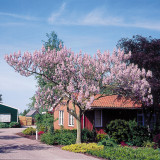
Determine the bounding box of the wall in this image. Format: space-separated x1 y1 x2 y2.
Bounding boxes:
0 104 18 122
54 101 79 130
54 103 139 134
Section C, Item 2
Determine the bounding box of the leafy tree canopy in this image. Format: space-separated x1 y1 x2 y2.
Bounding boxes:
117 35 160 106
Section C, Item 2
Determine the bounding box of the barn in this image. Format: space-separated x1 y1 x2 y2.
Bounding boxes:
0 104 18 123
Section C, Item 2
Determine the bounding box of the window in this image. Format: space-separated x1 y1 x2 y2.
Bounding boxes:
68 110 74 126
137 110 156 128
95 110 102 127
59 110 64 125
137 110 144 126
0 114 11 122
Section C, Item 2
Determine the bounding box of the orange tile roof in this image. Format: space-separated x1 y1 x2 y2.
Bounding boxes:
91 95 142 109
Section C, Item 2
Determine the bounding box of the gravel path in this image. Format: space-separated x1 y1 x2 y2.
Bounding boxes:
0 128 100 160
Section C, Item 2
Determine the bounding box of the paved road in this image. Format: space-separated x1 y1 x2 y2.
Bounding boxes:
0 128 100 160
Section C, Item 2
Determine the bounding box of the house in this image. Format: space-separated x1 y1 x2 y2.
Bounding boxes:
54 95 156 133
25 109 39 118
53 95 157 134
0 104 18 123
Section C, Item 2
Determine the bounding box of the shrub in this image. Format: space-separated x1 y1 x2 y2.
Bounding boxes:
106 119 130 143
22 127 36 135
40 133 55 145
35 113 55 134
9 122 21 128
128 120 150 146
143 140 156 148
98 137 117 147
82 128 94 142
96 134 108 142
54 132 76 145
62 143 104 153
0 122 9 128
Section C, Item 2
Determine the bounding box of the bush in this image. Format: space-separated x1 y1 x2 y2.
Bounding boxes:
62 143 104 153
22 127 36 135
128 120 151 146
98 136 117 147
41 133 55 145
9 122 21 128
81 128 96 142
0 122 9 128
143 140 156 148
96 134 108 142
40 129 76 145
106 119 130 143
54 132 76 145
35 113 55 134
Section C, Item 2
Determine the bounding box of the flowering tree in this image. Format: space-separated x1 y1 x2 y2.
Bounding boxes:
5 46 152 143
117 35 160 127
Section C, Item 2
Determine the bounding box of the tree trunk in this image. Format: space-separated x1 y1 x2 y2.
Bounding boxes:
76 109 82 143
76 118 82 143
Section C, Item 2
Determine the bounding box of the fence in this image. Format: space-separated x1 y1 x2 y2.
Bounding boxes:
19 116 32 126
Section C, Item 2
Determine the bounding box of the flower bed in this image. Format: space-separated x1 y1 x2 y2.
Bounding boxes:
62 143 160 160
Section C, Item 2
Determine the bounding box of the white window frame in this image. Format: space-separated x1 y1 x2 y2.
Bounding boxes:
68 110 74 126
94 110 102 127
59 110 64 125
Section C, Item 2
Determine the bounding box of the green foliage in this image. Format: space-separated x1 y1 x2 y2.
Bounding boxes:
143 140 156 148
40 133 55 145
9 122 21 128
87 146 160 160
42 31 63 51
128 120 151 146
35 113 55 134
0 94 2 103
81 128 94 142
40 129 96 145
19 109 30 116
0 122 9 128
96 134 108 142
98 136 117 147
106 119 151 146
22 127 36 135
54 131 76 145
29 31 63 109
106 119 130 143
62 143 104 153
41 129 76 145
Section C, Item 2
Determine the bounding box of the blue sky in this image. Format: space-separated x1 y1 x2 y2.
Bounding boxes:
0 0 160 112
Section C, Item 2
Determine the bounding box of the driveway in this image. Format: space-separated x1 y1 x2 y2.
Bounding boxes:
0 128 100 160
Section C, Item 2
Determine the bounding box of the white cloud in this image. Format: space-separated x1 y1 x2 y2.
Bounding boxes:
80 9 123 26
47 6 160 31
0 12 38 21
48 2 66 24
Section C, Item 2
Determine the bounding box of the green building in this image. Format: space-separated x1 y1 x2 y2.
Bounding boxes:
0 104 18 122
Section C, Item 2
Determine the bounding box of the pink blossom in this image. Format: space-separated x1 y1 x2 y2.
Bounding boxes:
4 46 153 111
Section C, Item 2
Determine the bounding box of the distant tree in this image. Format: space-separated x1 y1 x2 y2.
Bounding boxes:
19 109 30 116
0 94 2 103
117 35 160 128
28 31 63 109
